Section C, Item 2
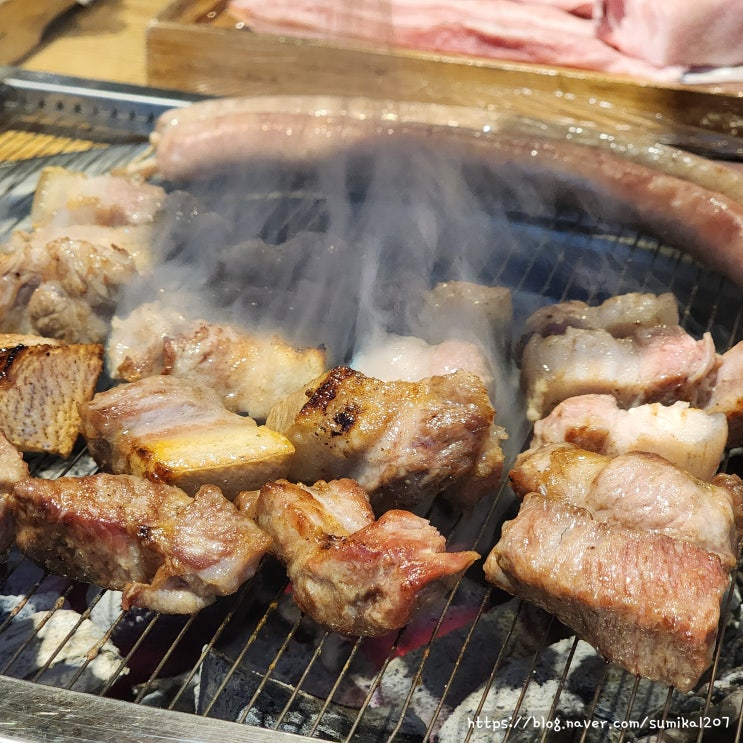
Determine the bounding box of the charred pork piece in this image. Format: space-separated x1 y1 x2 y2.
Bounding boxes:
0 432 28 552
266 366 506 512
252 478 479 636
80 375 294 499
510 443 742 569
107 305 326 420
521 325 717 421
485 493 730 692
30 167 165 230
0 334 103 458
11 474 272 614
703 340 743 448
520 292 678 351
530 394 727 480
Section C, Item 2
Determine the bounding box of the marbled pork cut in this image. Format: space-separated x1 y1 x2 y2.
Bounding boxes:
485 494 729 692
596 0 743 67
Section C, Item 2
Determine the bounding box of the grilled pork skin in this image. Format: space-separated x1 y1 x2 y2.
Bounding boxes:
530 394 727 481
510 443 742 569
0 432 28 552
253 478 479 636
521 325 717 421
485 494 729 692
266 366 505 512
80 375 294 498
11 474 271 614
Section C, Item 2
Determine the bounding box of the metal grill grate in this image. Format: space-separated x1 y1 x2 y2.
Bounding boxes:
1 70 742 743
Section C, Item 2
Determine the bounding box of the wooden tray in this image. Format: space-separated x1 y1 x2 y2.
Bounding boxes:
146 0 743 138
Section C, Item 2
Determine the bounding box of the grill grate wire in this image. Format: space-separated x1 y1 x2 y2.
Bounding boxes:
1 73 743 743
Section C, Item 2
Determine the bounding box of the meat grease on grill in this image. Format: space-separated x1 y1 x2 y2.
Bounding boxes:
251 478 479 637
10 474 272 614
510 442 742 570
266 366 505 512
485 493 730 692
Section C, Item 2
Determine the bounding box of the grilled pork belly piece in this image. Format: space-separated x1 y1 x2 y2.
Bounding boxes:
521 292 678 348
704 340 743 448
352 334 492 386
252 478 478 636
11 474 272 614
511 443 742 569
80 376 294 498
530 394 727 480
0 432 28 552
0 231 138 343
521 325 717 421
485 493 730 692
30 167 165 230
107 304 326 420
266 366 505 512
0 334 103 457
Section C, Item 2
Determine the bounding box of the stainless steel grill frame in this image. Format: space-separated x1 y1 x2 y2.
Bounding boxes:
1 68 742 743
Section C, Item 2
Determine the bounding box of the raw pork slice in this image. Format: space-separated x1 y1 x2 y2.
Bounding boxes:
485 493 730 692
596 0 743 67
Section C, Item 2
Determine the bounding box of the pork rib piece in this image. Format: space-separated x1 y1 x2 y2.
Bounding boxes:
510 443 742 570
596 0 743 68
252 478 478 636
11 474 271 614
80 375 294 499
266 366 505 512
485 493 730 692
107 303 326 420
521 325 717 421
530 394 727 481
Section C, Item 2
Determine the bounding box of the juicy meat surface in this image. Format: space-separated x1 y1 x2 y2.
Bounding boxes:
253 478 479 636
107 304 326 420
531 394 727 481
79 375 294 498
596 0 743 67
521 325 718 421
521 292 678 348
510 443 741 569
11 474 271 614
485 493 730 692
266 366 505 512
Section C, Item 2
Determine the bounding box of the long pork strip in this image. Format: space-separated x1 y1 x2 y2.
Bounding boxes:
485 493 730 692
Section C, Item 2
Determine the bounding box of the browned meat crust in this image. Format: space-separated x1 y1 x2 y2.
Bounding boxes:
11 474 271 614
485 494 730 692
267 366 505 512
253 478 479 636
0 335 103 457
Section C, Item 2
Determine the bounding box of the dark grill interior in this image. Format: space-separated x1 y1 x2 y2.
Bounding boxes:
1 72 743 743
